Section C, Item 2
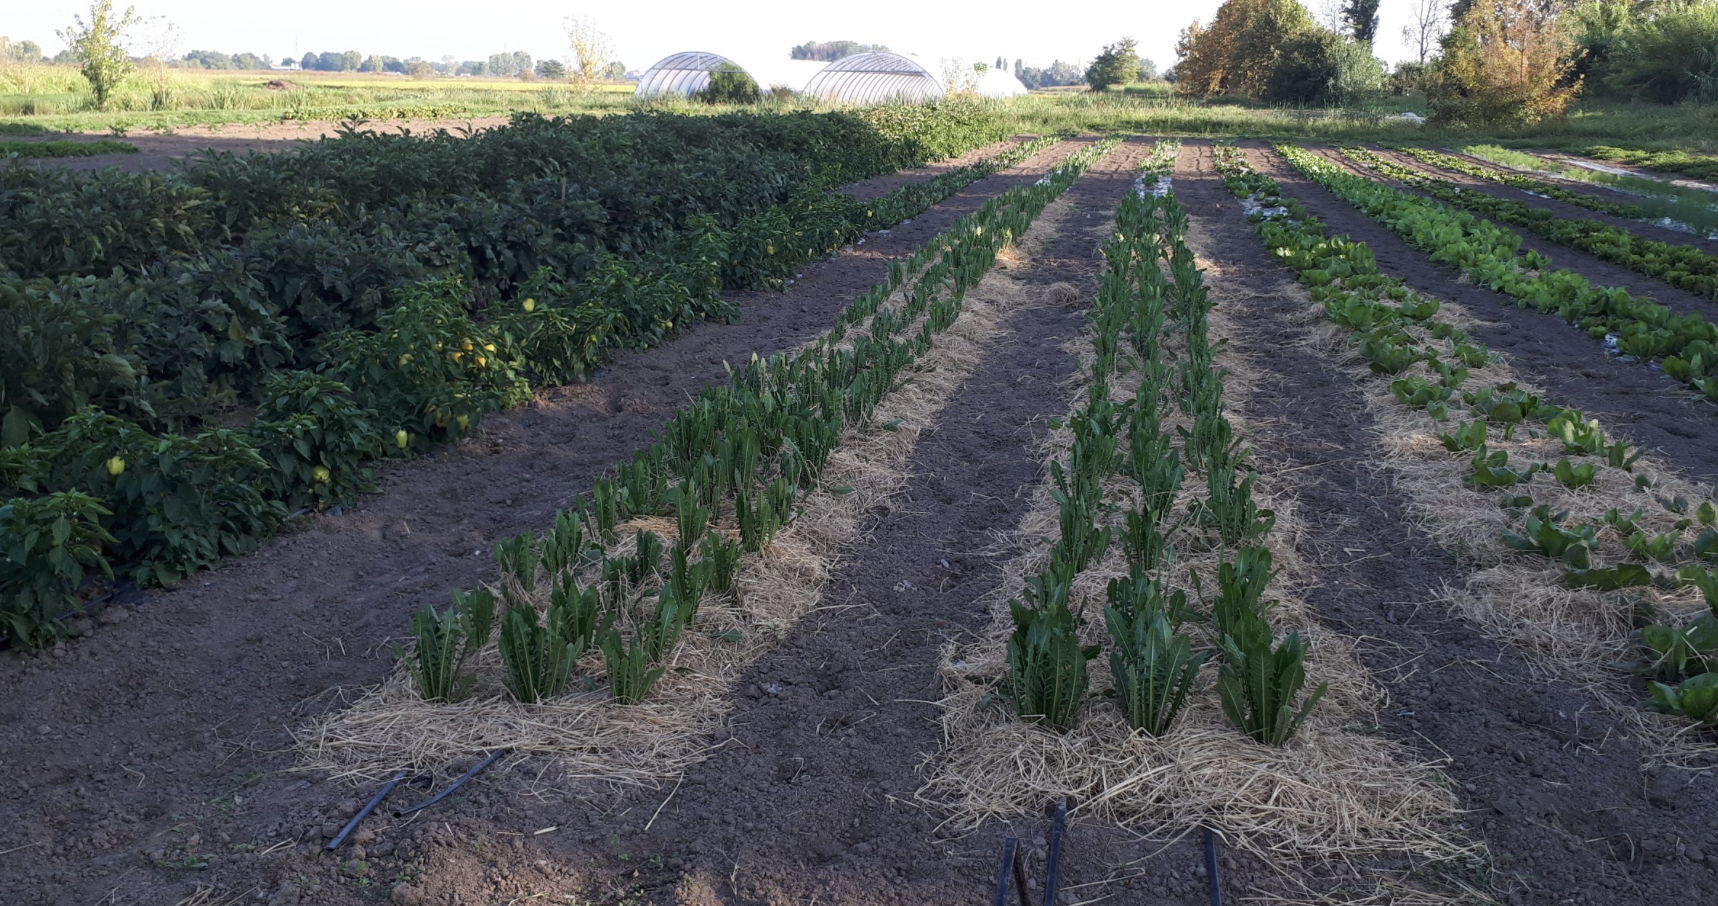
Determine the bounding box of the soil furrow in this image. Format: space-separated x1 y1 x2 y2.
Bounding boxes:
0 139 1088 906
1180 139 1718 906
1358 145 1718 319
1243 142 1718 488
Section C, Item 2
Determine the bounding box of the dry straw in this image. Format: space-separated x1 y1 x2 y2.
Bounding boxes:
299 183 1089 787
923 229 1473 881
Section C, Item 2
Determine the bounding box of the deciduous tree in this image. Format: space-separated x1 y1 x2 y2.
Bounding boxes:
1427 0 1584 124
57 1 140 110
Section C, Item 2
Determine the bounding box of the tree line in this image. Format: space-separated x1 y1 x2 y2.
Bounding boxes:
1169 0 1718 125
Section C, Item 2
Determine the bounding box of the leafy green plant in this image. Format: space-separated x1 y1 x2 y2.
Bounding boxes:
539 509 588 578
494 531 538 601
1211 546 1276 640
497 592 589 703
1633 617 1718 683
0 491 116 647
1106 567 1190 626
1201 465 1275 546
1106 606 1206 736
1438 420 1488 453
1565 563 1654 590
1625 529 1681 563
399 588 496 702
1215 619 1327 747
1551 458 1599 490
1465 444 1533 489
1649 673 1718 726
601 627 667 705
1004 595 1094 732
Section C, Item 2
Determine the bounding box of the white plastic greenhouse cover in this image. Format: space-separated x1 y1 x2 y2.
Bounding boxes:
974 68 1028 98
634 52 826 97
802 52 945 104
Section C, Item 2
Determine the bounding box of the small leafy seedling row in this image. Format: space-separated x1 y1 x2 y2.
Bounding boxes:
1279 143 1718 404
1218 141 1718 732
1004 141 1325 748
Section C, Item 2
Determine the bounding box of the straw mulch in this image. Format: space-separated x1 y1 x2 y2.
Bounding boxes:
297 195 1084 786
924 269 1475 882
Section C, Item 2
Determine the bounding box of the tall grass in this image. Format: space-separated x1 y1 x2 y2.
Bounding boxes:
0 62 640 129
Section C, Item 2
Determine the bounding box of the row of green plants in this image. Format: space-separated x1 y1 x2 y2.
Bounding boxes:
0 107 1020 447
0 139 137 159
3 105 1006 282
1441 144 1718 240
1004 141 1325 747
1344 144 1718 304
1276 143 1718 402
1563 146 1718 184
0 132 1064 647
1215 142 1718 730
396 139 1122 706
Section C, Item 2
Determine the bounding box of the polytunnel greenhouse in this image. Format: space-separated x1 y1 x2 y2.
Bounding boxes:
633 52 826 98
974 68 1028 98
801 53 946 104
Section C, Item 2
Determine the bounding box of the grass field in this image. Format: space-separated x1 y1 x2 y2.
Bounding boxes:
0 62 639 130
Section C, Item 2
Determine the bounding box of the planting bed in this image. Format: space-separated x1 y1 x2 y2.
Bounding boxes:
1184 139 1718 904
1242 143 1718 487
12 120 1718 906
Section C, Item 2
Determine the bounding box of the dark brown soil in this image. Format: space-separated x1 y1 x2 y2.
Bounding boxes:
1248 143 1718 488
1179 140 1718 906
0 139 1085 906
1358 145 1718 316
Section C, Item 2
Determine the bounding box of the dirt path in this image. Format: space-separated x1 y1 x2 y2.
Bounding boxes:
1245 143 1718 488
1180 139 1718 906
836 138 1027 200
0 139 1086 906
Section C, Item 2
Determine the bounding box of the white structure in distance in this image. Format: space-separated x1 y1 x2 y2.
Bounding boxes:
635 50 1028 103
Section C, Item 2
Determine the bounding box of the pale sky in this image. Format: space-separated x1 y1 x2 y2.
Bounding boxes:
5 0 1432 73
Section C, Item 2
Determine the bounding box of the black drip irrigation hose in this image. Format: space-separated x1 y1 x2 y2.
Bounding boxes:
1204 826 1223 906
993 838 1018 906
326 771 406 851
393 749 506 819
1044 798 1067 905
987 798 1069 906
1011 843 1031 906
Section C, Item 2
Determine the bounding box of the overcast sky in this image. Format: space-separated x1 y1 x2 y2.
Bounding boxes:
5 1 1434 73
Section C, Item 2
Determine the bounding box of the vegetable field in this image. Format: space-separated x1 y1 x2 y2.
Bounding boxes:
7 117 1718 906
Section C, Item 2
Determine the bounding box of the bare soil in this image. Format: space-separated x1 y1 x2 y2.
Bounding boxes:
0 140 1083 906
1249 143 1718 488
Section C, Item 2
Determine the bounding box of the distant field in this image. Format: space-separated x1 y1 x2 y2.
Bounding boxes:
0 63 638 130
